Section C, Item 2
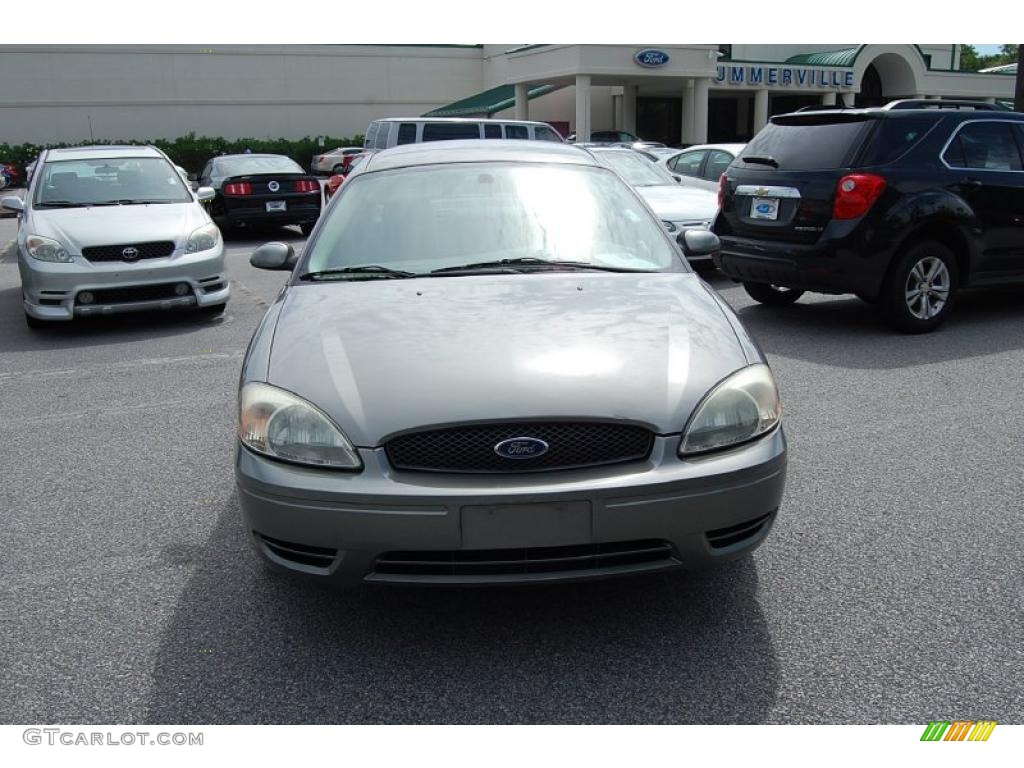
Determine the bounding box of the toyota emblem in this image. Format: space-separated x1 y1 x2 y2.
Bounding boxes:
121 247 139 261
268 180 280 192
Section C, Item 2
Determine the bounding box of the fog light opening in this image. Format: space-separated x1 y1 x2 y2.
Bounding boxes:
174 283 191 296
78 291 94 305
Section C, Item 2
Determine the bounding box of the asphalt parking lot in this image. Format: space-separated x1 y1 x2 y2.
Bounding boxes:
1 215 1022 725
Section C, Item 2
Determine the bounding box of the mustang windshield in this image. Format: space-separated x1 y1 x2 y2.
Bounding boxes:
34 157 193 207
304 163 683 276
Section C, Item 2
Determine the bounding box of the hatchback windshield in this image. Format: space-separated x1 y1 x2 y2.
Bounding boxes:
304 163 682 275
593 151 675 187
35 157 192 207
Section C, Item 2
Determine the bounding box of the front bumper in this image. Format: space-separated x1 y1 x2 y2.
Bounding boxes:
236 428 787 586
19 244 229 321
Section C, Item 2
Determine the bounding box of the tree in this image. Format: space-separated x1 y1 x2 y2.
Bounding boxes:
959 44 982 71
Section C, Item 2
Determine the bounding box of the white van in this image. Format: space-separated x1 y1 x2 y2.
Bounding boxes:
363 118 564 149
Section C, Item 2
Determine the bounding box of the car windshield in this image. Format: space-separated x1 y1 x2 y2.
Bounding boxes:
595 151 675 187
216 156 304 176
303 163 682 276
34 157 192 206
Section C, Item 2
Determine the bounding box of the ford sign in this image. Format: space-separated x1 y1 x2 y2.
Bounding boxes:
634 49 670 68
494 437 550 460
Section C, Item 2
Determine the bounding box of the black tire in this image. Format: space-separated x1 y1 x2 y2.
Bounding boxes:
199 302 226 316
880 241 958 334
743 281 805 306
300 221 316 237
24 311 47 329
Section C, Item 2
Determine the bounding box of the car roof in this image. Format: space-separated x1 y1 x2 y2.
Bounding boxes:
372 117 553 127
45 145 164 161
359 140 598 173
670 143 746 155
215 154 298 161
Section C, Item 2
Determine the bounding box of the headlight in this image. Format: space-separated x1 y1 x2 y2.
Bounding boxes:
25 235 72 262
185 223 220 254
238 382 362 469
679 364 781 455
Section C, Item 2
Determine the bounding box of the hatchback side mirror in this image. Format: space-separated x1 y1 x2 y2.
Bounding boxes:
680 229 720 258
196 187 215 202
250 242 298 271
673 175 682 183
1 196 25 213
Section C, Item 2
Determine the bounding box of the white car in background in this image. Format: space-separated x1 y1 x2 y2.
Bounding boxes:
1 145 229 328
585 146 720 268
657 143 746 192
310 147 365 176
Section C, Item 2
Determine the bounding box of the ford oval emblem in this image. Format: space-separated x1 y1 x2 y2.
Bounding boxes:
634 49 670 68
494 437 549 460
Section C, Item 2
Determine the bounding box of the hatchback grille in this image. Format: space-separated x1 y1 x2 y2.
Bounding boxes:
78 283 191 305
375 540 675 577
81 241 175 262
385 422 654 473
705 512 774 550
256 533 338 569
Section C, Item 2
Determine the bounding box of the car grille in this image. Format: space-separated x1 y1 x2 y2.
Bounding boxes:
81 241 175 262
384 422 654 474
78 283 192 305
705 512 775 550
374 539 675 578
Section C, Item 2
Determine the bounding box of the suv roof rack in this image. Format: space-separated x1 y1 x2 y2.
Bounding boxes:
795 104 851 112
883 99 1005 111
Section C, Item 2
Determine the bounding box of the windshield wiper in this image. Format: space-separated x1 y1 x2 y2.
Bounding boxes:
741 155 779 168
36 200 84 208
298 265 420 281
430 257 652 275
91 199 176 206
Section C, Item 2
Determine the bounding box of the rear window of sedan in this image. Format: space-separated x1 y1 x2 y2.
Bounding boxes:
215 156 304 176
304 163 683 275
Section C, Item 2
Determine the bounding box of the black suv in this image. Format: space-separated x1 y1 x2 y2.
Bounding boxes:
713 100 1024 332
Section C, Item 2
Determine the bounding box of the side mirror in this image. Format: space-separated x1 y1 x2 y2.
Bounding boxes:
196 187 215 202
1 196 25 213
680 229 720 258
250 242 298 271
673 175 682 183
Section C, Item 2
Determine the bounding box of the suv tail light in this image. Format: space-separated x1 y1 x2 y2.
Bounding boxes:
295 179 319 193
718 173 727 210
223 182 252 196
833 174 886 220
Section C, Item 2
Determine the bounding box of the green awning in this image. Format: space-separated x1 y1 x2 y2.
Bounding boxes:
423 83 564 118
785 47 860 67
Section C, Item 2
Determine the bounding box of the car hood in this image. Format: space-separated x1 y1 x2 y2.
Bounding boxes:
28 202 208 253
637 185 718 224
266 272 751 446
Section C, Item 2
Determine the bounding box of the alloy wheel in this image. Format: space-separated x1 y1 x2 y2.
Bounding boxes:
904 256 950 320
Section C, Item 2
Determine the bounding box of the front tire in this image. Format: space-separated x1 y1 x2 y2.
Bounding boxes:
743 281 805 306
24 311 47 329
881 241 958 334
199 303 226 317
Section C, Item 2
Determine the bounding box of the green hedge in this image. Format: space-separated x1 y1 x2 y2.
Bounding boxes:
0 132 366 175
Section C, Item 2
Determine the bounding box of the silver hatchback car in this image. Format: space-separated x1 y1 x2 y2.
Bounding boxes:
237 140 786 586
2 145 230 328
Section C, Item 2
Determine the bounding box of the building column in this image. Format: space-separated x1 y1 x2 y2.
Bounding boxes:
612 95 623 130
692 78 710 144
514 83 529 121
841 92 855 107
821 91 837 106
623 85 638 137
574 75 591 142
681 80 695 144
753 88 769 133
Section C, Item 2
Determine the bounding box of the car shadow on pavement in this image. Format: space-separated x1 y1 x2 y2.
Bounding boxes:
0 286 230 353
720 283 1024 369
144 495 779 724
220 224 306 244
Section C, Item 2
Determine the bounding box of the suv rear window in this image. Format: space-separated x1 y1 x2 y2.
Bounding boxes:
422 123 482 142
738 116 873 170
857 117 936 165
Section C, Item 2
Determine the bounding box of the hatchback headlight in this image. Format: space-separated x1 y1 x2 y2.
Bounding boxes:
679 364 781 455
185 223 220 254
26 234 72 262
238 382 362 469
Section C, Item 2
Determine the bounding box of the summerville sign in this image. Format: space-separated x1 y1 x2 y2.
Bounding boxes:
715 64 856 90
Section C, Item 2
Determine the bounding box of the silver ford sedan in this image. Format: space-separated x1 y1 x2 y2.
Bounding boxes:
237 140 786 586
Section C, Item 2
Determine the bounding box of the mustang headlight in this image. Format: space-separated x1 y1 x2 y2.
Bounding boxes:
680 364 781 455
185 223 221 254
26 234 72 262
238 382 362 469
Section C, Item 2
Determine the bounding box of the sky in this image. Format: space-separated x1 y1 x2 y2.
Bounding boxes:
971 44 1004 55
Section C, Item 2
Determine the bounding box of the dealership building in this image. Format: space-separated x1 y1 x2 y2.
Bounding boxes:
0 44 1015 146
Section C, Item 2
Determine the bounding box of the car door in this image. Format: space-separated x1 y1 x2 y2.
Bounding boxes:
702 149 735 190
942 120 1024 277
